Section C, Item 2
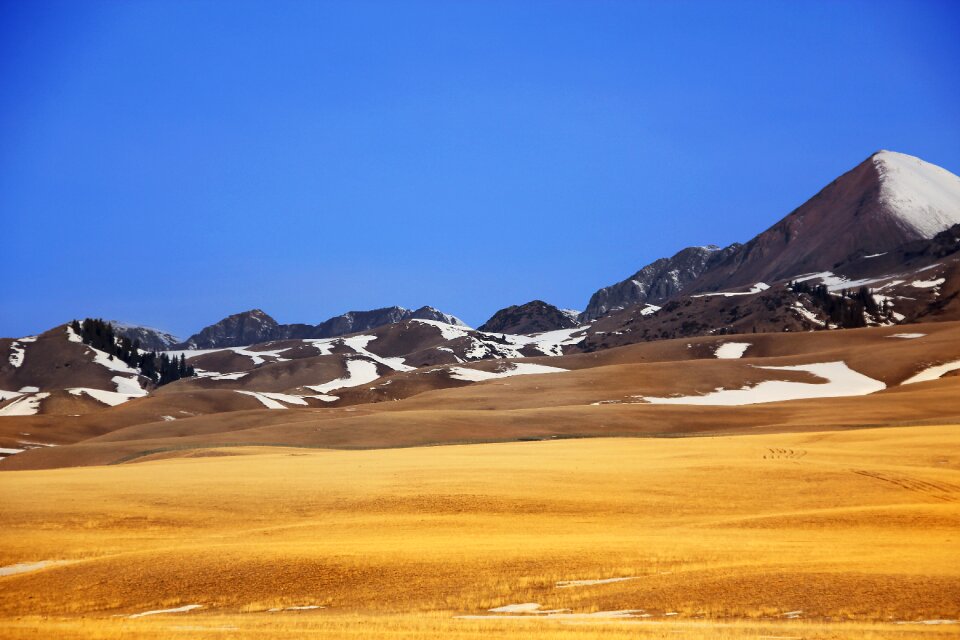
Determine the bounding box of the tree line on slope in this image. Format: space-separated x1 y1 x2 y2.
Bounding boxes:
70 318 195 386
786 282 895 328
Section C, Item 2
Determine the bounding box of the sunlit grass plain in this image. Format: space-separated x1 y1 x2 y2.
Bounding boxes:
1 425 958 639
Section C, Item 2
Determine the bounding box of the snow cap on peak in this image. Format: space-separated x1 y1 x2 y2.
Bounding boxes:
870 150 960 238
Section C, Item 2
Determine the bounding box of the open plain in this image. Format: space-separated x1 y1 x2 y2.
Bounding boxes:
2 423 958 639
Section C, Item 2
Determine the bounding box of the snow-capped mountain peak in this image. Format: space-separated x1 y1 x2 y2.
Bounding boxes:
873 150 960 238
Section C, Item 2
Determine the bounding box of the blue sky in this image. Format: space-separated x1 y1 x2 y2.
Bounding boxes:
2 0 958 337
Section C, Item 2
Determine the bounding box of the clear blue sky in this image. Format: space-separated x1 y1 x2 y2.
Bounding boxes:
2 0 958 338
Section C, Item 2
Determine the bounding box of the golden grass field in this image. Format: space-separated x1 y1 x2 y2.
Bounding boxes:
1 424 958 639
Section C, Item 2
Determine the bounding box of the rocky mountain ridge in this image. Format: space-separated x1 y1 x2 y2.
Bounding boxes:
177 305 466 350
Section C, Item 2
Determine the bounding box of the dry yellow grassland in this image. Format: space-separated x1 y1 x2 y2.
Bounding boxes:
1 425 958 639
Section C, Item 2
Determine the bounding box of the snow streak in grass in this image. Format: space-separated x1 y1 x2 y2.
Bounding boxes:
128 604 203 619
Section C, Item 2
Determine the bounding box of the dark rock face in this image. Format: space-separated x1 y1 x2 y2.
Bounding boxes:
408 306 465 326
580 245 741 322
308 307 411 339
179 309 281 349
479 300 578 335
178 306 466 348
110 322 180 351
282 306 465 340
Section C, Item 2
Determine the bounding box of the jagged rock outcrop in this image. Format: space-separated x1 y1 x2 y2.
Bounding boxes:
178 309 281 349
579 244 741 321
109 322 180 351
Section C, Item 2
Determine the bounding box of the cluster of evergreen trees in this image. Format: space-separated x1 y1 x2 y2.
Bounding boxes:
787 281 894 329
70 318 195 386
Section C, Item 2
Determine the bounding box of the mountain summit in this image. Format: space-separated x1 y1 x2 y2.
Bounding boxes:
583 150 960 319
479 300 578 334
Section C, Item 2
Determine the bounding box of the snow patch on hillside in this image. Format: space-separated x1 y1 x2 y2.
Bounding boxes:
902 360 960 385
306 358 382 394
0 392 50 416
714 342 751 359
8 341 25 368
113 375 147 396
342 335 413 372
68 387 143 407
447 362 568 382
88 348 140 375
792 302 824 326
639 361 885 406
692 283 770 298
236 390 288 409
410 319 473 341
212 372 249 381
230 346 291 366
501 327 587 357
